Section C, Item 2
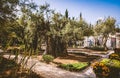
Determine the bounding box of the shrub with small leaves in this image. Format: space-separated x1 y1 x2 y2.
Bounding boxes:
59 62 89 71
101 59 120 69
85 46 105 51
100 59 120 78
109 53 120 60
92 62 110 78
42 55 54 63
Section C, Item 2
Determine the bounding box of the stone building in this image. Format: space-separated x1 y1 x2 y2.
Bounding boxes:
116 33 120 48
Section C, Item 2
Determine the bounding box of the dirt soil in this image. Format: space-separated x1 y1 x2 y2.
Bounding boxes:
37 53 100 65
36 48 102 65
67 47 107 53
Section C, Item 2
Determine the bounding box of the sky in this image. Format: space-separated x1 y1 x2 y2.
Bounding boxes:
35 0 120 25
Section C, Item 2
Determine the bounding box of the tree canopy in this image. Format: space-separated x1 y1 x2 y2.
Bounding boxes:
0 0 118 57
94 16 116 49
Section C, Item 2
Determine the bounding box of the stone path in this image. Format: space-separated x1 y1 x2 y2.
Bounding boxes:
1 49 114 78
3 54 96 78
68 49 114 58
0 49 3 53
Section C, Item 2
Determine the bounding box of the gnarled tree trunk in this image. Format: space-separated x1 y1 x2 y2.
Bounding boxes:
103 36 108 50
46 36 68 57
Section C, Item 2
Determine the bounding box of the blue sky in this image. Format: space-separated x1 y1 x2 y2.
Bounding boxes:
35 0 120 25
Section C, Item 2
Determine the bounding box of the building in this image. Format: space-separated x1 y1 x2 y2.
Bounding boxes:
116 33 120 48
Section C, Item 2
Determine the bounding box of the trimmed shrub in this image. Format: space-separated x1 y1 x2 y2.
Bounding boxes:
101 59 120 69
92 62 110 78
109 53 120 60
42 55 54 63
86 46 105 51
100 59 120 78
59 62 89 71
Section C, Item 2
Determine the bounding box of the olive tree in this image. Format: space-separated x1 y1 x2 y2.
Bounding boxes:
94 17 116 50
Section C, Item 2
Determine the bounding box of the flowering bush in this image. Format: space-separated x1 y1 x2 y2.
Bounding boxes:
92 62 110 78
109 53 120 60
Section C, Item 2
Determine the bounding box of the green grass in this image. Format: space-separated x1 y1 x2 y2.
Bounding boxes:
59 62 89 72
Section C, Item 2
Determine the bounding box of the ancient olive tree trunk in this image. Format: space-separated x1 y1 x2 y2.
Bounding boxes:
46 36 68 57
103 36 108 50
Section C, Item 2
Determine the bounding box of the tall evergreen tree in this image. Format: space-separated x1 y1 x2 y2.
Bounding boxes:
65 9 68 18
80 12 82 21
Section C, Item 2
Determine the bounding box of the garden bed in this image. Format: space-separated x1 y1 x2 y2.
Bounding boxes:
37 53 100 73
92 52 120 78
58 62 89 72
37 53 100 65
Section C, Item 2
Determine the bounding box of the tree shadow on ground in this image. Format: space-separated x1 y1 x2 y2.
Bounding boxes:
0 57 42 78
55 53 100 63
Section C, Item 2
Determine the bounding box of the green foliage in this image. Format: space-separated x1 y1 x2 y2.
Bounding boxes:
115 27 120 32
86 46 105 51
95 17 116 36
59 62 89 71
93 55 120 78
20 45 25 50
0 0 18 44
0 0 117 57
100 59 120 78
42 55 54 63
101 59 120 69
0 0 94 57
94 17 116 49
0 0 19 24
65 9 68 18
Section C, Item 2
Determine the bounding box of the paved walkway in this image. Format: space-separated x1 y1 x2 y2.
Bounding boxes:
0 49 3 53
3 54 96 78
68 48 114 58
1 49 114 78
